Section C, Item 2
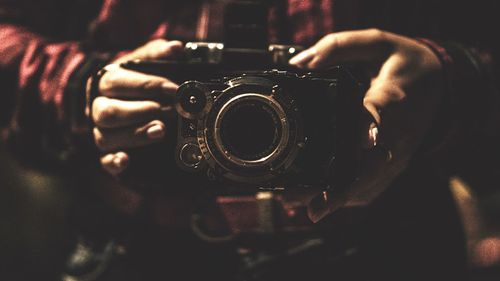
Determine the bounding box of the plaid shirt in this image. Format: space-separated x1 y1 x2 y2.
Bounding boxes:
0 0 497 221
0 0 337 128
0 0 345 220
1 0 498 150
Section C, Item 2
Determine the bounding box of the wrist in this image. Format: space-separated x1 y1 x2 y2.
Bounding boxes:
411 38 455 163
414 39 497 173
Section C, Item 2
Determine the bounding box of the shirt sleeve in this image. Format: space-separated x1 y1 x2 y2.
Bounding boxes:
0 4 106 167
0 24 86 121
413 38 500 181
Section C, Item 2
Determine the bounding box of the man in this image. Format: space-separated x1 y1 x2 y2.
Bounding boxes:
1 0 498 280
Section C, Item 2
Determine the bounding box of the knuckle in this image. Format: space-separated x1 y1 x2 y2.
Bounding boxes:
100 154 113 166
363 98 373 108
149 119 165 128
324 33 337 44
99 72 115 94
319 33 338 51
91 97 105 123
143 39 170 57
93 128 109 150
366 28 393 53
141 79 162 93
95 103 119 127
367 28 384 38
148 39 168 48
325 33 341 52
367 28 387 43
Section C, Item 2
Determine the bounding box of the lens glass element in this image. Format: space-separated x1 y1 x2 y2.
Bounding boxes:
219 100 281 161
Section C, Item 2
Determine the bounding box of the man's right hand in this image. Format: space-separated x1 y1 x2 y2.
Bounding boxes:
86 39 183 176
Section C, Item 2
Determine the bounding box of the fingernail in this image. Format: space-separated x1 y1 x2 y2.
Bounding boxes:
147 124 165 139
289 48 316 66
368 123 379 148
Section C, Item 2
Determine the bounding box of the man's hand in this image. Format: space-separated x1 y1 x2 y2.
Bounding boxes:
86 39 183 176
288 29 444 222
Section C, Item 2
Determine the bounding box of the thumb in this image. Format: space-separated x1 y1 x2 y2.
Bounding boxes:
115 40 183 64
305 96 382 222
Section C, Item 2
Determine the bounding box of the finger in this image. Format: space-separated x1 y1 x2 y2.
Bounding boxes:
307 129 398 223
363 80 407 147
114 40 184 64
307 189 347 223
306 106 384 223
93 120 166 152
92 96 164 129
360 104 380 149
101 152 130 176
288 48 316 67
290 29 394 69
99 66 178 100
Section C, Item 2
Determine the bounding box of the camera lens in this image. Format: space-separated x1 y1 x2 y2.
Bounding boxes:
219 99 281 161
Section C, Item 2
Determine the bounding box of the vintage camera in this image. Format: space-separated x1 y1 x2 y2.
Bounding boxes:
110 1 364 192
121 41 363 191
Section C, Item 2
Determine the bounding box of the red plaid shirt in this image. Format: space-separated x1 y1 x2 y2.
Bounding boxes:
0 0 337 128
1 0 498 154
0 0 344 222
0 0 497 223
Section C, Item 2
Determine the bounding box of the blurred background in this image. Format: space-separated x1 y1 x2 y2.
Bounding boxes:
2 138 500 280
0 143 74 280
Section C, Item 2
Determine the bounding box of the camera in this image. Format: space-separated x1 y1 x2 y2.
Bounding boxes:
120 41 364 191
91 0 364 192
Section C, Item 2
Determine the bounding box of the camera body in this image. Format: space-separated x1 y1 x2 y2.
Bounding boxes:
122 42 364 191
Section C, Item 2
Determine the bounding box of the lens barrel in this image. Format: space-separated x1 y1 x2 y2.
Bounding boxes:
214 93 288 166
